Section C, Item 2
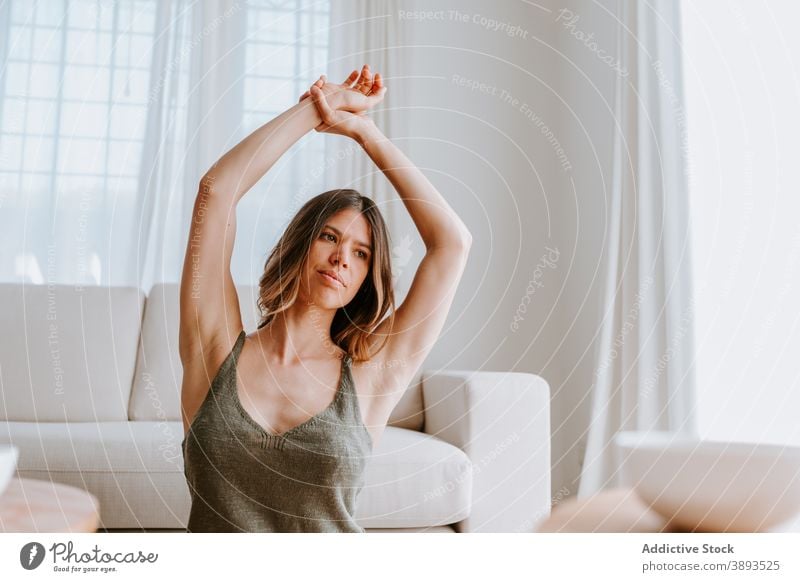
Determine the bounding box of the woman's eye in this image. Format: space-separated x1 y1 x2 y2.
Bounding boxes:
357 251 367 259
322 232 335 242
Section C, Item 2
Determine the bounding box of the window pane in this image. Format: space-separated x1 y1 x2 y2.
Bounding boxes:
7 25 32 60
68 0 115 32
66 30 112 65
0 172 20 205
0 135 24 171
109 105 147 140
127 2 157 34
23 137 56 173
250 10 299 43
112 69 150 103
57 138 107 175
247 43 297 77
32 27 63 63
2 97 26 134
5 63 30 97
36 0 67 27
10 1 36 24
244 78 295 112
63 65 111 101
115 33 155 69
28 64 61 98
60 103 109 138
25 100 59 136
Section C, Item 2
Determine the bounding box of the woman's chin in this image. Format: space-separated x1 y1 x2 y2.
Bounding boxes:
311 287 348 308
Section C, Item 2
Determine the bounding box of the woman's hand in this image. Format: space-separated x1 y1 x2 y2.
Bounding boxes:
308 84 377 140
299 64 386 115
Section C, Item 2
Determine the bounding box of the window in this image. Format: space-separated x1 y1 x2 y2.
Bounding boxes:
682 0 800 445
0 0 331 287
237 0 331 285
0 0 157 285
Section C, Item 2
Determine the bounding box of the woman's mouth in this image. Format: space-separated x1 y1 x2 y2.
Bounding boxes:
318 271 343 287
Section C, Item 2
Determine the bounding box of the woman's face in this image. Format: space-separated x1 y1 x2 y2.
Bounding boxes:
301 208 373 309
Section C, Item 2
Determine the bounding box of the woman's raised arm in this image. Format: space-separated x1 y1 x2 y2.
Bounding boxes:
178 95 324 363
179 68 387 358
200 94 321 204
203 67 386 202
178 69 386 429
310 85 473 405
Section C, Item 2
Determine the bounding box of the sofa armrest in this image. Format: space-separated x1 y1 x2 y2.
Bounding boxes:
421 369 551 532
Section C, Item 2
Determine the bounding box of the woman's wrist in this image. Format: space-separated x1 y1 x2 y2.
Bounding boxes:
293 97 324 131
353 119 383 147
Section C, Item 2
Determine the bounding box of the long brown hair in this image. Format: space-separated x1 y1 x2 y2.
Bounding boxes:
255 189 395 362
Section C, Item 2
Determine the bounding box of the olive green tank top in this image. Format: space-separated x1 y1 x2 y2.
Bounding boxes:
181 330 373 532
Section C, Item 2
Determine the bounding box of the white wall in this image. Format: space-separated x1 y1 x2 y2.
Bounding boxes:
381 0 621 502
333 0 800 512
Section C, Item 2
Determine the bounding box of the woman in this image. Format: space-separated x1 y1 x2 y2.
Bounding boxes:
179 65 472 533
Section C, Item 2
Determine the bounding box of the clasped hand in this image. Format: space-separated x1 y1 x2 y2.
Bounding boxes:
298 64 386 139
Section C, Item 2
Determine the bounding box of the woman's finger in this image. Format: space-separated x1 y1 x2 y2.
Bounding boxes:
310 84 335 121
370 72 384 95
300 75 325 101
343 69 359 87
367 85 387 104
356 64 373 93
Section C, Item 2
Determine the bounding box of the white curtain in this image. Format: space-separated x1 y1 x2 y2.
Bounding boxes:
138 0 246 293
577 0 699 498
0 0 331 293
326 0 411 287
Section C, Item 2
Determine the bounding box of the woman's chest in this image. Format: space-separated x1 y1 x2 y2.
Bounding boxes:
235 351 380 445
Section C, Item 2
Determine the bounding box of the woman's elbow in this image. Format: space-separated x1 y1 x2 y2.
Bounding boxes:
431 232 472 255
453 225 473 249
198 172 239 202
198 173 221 195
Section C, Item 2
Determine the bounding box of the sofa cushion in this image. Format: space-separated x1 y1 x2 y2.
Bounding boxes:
130 283 424 431
0 423 470 529
0 283 144 422
354 427 472 528
1 421 184 473
1 421 188 529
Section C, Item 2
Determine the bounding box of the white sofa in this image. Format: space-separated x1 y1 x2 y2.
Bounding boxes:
0 282 551 532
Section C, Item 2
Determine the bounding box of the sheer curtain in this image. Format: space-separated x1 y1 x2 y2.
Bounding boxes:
0 0 331 293
325 0 412 288
577 0 699 498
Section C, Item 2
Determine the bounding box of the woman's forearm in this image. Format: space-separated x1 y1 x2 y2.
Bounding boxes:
355 122 472 250
201 99 323 202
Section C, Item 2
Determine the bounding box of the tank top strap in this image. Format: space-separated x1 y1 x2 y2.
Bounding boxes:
207 330 246 395
232 329 247 361
339 352 355 393
335 353 360 415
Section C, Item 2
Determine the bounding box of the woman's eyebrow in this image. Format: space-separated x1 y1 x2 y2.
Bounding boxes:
324 225 372 251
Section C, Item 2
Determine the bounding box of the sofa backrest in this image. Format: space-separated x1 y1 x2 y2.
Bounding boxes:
0 283 144 422
128 282 259 424
129 283 424 431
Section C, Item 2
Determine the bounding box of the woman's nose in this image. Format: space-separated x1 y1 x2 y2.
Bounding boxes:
331 247 347 266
